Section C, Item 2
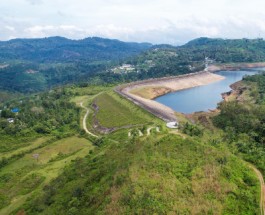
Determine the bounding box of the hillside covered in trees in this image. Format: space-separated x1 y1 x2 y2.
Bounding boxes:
2 37 265 95
1 35 265 213
0 81 262 214
0 37 151 63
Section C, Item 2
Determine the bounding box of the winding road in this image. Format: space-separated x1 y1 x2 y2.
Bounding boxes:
80 97 265 214
80 102 98 137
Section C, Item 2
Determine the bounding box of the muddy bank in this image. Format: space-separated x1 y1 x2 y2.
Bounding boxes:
115 71 224 122
221 81 248 102
116 62 265 122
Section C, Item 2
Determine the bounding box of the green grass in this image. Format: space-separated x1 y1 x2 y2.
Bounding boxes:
1 82 263 214
70 95 90 106
0 137 50 159
94 91 157 128
19 134 260 214
69 85 111 97
0 136 93 214
0 135 44 154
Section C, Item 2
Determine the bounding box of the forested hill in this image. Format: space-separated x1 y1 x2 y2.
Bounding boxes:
0 37 151 94
178 37 265 62
1 36 265 95
0 36 152 63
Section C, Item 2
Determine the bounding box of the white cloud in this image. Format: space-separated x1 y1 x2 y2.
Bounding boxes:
5 26 15 32
1 0 265 44
25 0 43 5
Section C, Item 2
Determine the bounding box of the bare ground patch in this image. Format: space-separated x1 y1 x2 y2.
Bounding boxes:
116 71 225 122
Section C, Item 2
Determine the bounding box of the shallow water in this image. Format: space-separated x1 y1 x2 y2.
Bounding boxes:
154 70 259 114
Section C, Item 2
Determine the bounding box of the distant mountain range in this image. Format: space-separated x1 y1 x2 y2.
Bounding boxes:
0 36 152 63
1 36 265 94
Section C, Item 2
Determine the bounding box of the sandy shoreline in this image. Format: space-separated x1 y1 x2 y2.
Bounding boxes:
115 63 265 122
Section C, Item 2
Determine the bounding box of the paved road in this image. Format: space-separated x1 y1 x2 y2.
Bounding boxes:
80 102 98 137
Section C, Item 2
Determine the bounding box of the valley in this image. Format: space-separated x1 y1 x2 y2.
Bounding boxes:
1 37 265 214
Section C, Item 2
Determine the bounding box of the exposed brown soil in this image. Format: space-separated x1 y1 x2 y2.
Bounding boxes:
80 102 98 137
207 62 265 72
130 86 172 99
116 62 265 122
221 81 247 102
116 71 224 122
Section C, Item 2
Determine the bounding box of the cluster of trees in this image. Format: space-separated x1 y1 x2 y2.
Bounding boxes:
181 122 204 137
0 61 114 93
0 87 80 138
182 37 265 63
213 73 265 175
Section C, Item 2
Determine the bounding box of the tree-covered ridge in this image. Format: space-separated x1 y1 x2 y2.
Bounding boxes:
213 73 265 176
180 37 265 63
2 37 265 95
0 37 151 93
122 37 265 80
0 37 151 63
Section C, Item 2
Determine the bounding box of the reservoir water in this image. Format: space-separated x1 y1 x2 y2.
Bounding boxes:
154 70 260 114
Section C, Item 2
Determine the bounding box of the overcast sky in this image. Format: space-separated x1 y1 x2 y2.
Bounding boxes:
1 0 265 44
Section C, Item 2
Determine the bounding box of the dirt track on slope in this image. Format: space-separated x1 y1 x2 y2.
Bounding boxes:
115 71 224 122
248 164 265 215
80 102 98 137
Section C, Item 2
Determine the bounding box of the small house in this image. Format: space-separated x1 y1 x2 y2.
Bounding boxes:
7 118 14 123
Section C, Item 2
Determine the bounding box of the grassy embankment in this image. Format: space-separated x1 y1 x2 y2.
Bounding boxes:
93 91 160 129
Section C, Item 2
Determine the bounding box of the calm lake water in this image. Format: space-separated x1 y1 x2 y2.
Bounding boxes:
154 70 260 114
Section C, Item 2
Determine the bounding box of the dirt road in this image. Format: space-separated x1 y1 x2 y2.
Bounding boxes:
80 102 98 137
248 164 265 215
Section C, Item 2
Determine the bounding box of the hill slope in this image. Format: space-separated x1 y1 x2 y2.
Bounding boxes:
180 37 265 62
0 37 151 63
0 81 262 214
18 134 259 214
2 37 265 95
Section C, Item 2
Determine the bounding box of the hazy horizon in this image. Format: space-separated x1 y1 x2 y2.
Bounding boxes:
0 35 263 46
1 0 265 45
